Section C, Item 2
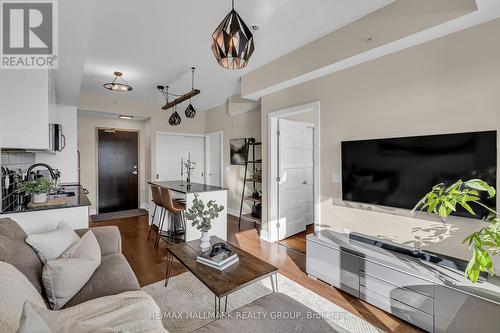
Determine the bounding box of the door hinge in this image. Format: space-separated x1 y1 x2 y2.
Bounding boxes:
276 176 281 182
157 174 159 179
276 130 280 136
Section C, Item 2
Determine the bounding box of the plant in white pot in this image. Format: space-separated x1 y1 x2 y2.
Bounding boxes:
185 193 225 251
17 178 55 204
413 179 499 283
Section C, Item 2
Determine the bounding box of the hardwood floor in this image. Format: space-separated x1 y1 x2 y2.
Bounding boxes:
91 214 423 333
278 223 314 253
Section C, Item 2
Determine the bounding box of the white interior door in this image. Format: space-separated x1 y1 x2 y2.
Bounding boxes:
278 119 314 240
156 134 205 182
205 131 223 187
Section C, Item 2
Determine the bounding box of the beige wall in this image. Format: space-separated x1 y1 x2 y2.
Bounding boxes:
205 103 261 215
77 114 151 212
260 18 500 267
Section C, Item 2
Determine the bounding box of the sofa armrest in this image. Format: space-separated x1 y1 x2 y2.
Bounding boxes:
75 226 122 255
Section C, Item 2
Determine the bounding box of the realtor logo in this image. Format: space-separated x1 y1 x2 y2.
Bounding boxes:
1 0 58 68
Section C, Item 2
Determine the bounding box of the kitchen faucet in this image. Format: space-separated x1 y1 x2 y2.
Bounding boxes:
26 163 61 190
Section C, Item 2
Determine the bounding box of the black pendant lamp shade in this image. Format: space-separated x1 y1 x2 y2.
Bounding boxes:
185 67 197 118
212 0 255 70
169 106 182 126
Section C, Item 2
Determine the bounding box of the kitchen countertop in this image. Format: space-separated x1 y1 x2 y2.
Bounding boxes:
148 180 228 194
0 185 91 215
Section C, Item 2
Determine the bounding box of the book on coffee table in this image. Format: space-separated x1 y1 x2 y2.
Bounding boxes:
196 242 239 270
196 256 239 271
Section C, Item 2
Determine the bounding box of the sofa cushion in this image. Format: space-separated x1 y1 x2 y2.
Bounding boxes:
26 221 80 263
43 231 102 310
0 262 47 333
63 252 140 308
57 291 167 332
17 301 118 333
194 293 336 333
0 218 44 295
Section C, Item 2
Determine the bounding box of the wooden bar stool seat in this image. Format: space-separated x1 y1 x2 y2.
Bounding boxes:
158 187 187 247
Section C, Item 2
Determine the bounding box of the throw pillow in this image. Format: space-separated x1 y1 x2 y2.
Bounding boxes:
17 301 119 333
42 231 101 310
25 221 80 263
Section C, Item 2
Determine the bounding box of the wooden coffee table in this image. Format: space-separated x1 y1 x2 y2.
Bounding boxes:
165 236 279 315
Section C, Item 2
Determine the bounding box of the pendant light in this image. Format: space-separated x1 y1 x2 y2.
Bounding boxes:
212 0 255 70
169 104 182 126
185 67 197 118
103 71 133 92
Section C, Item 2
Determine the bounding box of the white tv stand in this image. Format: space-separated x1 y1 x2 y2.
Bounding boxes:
306 230 500 333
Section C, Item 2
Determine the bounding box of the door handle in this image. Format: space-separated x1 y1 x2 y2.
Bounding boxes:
132 171 138 175
302 180 308 185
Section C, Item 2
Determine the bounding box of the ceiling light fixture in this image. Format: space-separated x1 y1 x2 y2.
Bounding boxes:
212 0 255 70
169 104 182 126
185 67 197 119
103 71 133 92
119 115 133 119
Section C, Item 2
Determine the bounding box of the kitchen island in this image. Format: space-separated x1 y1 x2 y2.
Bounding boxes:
148 181 228 242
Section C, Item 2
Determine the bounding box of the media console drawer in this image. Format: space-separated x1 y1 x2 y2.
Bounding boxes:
362 260 434 298
306 239 360 297
361 286 434 333
361 272 434 315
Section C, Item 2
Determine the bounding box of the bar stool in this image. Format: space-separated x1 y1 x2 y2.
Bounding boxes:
148 185 165 244
158 187 187 246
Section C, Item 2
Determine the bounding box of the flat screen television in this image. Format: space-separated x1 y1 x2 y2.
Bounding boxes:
341 131 497 219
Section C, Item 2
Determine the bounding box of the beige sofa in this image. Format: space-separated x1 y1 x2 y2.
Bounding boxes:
0 218 335 332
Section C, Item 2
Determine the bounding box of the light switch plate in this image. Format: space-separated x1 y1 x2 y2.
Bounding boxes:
332 173 342 183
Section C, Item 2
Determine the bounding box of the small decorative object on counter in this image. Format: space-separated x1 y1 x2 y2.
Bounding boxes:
184 152 196 184
17 178 55 204
185 193 225 251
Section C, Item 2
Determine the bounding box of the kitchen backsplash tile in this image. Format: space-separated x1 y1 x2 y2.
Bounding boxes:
1 150 35 212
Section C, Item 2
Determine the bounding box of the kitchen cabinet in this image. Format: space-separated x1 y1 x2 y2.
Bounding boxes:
0 70 56 150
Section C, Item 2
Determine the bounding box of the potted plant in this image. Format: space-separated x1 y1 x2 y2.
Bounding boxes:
185 193 225 251
413 179 499 283
17 178 55 204
184 159 196 184
251 188 261 199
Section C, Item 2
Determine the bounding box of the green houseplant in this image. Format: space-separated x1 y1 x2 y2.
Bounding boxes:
412 179 499 282
17 178 55 204
185 193 225 250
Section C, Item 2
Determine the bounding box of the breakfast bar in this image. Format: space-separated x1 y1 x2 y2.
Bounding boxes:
148 181 228 242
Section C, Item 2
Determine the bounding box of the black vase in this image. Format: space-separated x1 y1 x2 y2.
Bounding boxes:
251 204 262 219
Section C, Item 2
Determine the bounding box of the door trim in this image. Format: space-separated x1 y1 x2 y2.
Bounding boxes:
205 131 224 187
96 128 141 213
267 101 321 243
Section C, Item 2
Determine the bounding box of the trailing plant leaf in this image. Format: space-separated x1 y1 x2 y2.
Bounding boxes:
413 179 498 283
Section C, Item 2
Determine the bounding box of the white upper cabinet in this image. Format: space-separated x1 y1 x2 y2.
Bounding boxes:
0 69 56 150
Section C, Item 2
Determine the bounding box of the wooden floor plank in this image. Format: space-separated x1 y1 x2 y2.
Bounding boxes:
91 214 422 333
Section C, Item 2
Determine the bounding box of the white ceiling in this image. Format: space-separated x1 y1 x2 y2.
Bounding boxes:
77 0 392 111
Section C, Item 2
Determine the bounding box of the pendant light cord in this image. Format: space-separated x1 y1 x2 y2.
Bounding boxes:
232 0 234 10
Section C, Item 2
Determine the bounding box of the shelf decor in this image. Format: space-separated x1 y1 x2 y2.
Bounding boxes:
211 0 255 70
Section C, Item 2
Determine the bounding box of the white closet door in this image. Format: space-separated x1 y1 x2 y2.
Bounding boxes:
278 119 314 240
156 134 205 182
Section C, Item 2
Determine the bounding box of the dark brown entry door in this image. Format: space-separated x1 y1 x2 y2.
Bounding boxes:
98 129 139 213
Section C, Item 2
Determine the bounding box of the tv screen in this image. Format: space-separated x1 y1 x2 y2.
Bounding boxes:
341 131 497 219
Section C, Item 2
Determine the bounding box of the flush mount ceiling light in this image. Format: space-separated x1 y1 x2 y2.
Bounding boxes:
212 0 255 70
103 71 133 92
185 67 197 119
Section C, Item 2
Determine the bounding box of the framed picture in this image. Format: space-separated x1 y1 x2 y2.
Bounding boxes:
230 138 247 165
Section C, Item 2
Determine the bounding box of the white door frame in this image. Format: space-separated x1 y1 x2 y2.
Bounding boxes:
267 101 320 243
205 130 224 187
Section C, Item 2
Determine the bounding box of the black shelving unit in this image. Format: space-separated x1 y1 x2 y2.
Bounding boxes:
238 140 262 231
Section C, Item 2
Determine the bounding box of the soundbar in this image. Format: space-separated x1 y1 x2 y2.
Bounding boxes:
349 232 488 280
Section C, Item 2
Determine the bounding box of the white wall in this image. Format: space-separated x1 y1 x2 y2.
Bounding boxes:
260 18 500 268
36 105 79 184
